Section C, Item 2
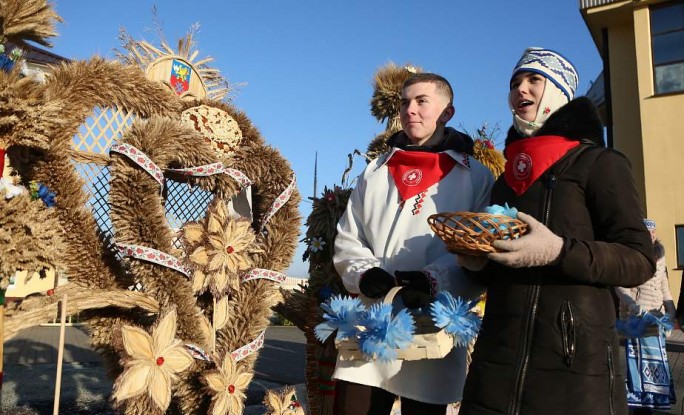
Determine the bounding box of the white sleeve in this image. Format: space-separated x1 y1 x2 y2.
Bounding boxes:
422 163 493 300
333 177 381 294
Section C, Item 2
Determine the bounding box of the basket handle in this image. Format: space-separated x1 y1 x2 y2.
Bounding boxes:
383 286 403 306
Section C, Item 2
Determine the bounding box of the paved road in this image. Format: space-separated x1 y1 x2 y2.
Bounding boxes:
1 325 306 414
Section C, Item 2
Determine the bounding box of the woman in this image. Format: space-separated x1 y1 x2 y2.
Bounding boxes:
615 219 676 414
457 47 656 415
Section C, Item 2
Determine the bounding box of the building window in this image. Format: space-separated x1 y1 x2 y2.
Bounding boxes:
676 225 684 268
651 1 684 94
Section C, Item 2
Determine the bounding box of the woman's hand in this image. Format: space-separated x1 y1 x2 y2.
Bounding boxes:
487 212 563 268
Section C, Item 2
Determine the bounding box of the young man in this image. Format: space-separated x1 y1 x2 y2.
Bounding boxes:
332 73 494 415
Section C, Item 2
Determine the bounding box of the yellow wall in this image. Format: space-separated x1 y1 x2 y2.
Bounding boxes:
607 22 646 205
585 1 684 298
633 5 684 296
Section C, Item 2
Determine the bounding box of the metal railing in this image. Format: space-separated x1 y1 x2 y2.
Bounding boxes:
580 0 624 9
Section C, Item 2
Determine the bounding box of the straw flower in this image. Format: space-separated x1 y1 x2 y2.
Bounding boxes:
183 199 260 295
264 387 306 415
203 353 254 415
112 309 194 412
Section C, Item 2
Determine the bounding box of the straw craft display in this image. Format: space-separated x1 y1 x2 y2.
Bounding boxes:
1 1 300 414
428 211 528 256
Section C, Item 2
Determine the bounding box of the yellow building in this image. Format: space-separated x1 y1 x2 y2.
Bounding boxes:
580 0 684 299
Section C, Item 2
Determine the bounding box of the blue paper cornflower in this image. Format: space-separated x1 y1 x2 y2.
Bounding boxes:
0 54 15 73
29 181 56 207
357 303 415 363
484 203 518 218
616 312 674 338
479 203 520 239
314 295 366 343
430 291 481 347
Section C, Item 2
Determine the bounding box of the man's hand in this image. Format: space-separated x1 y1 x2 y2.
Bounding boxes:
395 270 433 308
487 212 563 268
359 267 396 298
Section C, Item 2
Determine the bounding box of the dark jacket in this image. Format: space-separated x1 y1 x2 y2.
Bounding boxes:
460 98 656 415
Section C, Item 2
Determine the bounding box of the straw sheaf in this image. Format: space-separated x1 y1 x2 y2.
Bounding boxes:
3 284 159 341
366 129 396 162
0 71 65 151
117 30 233 102
179 99 301 273
8 59 183 291
370 63 422 125
0 191 65 280
109 116 216 347
473 139 505 178
0 0 61 48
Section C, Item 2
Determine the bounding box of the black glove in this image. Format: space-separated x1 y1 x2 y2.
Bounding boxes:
394 270 433 309
359 267 396 298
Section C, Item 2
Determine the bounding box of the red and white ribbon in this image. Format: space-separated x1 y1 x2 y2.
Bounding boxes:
185 343 211 362
116 243 192 278
260 173 296 231
231 330 266 362
241 268 287 284
166 163 253 188
110 143 164 188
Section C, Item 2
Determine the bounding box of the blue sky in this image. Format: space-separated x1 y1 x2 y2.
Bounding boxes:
50 0 603 276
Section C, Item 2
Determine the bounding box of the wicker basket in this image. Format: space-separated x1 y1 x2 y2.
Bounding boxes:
336 287 454 361
428 211 528 256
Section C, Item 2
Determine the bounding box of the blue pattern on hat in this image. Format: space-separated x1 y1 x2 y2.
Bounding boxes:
512 48 579 101
644 218 656 230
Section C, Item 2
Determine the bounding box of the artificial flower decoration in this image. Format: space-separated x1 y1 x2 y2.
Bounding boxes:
203 353 254 415
314 295 366 343
357 303 415 363
183 198 260 295
430 291 482 347
264 387 306 415
616 312 674 338
29 181 56 207
308 236 326 253
112 308 194 412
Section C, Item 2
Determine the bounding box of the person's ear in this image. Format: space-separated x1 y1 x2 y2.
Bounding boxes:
440 104 455 124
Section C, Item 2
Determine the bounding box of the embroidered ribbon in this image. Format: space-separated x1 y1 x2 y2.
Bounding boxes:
231 330 266 362
166 163 253 188
260 172 296 231
185 343 211 362
241 268 287 284
116 243 192 277
110 143 164 188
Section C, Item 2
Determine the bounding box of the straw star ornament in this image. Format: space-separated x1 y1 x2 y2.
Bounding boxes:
112 308 194 412
203 353 254 415
183 199 260 295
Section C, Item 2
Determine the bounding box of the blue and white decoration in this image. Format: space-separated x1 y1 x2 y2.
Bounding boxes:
315 291 481 363
511 47 579 101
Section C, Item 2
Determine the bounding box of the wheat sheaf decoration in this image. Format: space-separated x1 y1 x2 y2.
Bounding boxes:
1 1 301 414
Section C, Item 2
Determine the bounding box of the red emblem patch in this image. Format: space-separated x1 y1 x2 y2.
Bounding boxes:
401 169 422 186
512 153 532 181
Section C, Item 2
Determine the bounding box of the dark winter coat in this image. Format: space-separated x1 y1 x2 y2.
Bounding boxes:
460 97 656 415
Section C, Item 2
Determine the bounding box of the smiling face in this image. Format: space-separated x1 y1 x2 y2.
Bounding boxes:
509 72 547 122
399 81 454 146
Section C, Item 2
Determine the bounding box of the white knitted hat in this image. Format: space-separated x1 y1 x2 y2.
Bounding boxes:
511 47 578 101
510 47 579 136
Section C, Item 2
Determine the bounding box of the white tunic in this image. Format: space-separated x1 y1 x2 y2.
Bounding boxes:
333 148 494 404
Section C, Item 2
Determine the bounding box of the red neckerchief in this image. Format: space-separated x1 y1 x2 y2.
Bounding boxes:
0 148 5 178
386 149 456 201
504 135 580 195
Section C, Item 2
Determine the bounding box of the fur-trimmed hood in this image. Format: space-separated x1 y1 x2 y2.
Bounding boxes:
505 97 604 147
387 126 475 155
